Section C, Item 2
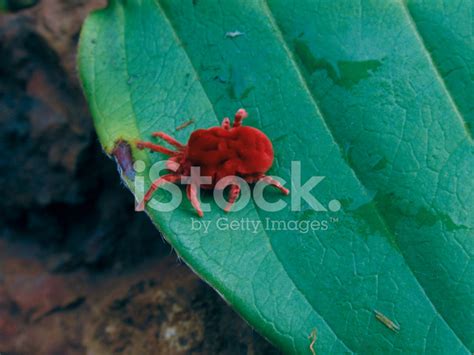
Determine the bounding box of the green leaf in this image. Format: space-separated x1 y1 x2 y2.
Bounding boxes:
405 0 474 137
78 0 473 353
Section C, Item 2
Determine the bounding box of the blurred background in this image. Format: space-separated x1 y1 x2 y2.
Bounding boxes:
0 1 278 353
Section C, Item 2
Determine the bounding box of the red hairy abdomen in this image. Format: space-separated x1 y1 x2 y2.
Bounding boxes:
186 126 274 183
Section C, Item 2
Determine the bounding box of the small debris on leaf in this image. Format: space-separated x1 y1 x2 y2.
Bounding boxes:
213 75 227 84
308 328 317 355
225 31 245 38
374 310 400 332
112 140 135 180
176 119 195 131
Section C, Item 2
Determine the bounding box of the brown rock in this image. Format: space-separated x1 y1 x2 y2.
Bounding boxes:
2 257 84 321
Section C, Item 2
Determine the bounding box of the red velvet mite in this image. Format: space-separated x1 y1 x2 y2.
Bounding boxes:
136 108 289 216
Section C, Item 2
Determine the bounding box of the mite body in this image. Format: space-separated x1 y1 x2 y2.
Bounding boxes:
136 108 289 216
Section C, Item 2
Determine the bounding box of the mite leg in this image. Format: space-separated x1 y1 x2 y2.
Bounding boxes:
221 117 231 130
233 108 248 127
136 141 176 156
136 174 181 211
259 175 290 195
152 132 185 149
187 184 204 217
224 183 241 212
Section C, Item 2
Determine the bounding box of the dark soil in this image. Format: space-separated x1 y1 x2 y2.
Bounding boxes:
0 1 279 354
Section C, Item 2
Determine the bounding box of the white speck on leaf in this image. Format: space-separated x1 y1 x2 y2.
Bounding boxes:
225 31 245 38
